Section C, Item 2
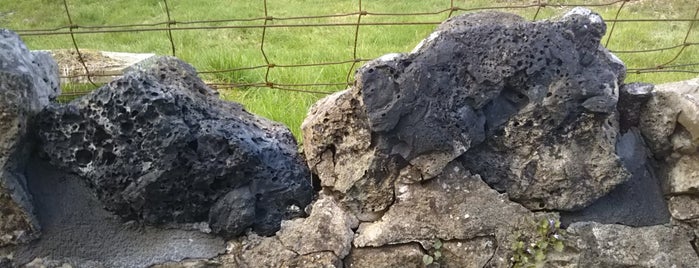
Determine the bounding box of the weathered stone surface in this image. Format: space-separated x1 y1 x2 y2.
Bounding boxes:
278 193 358 258
560 129 670 227
558 222 699 267
674 80 699 143
640 77 699 156
669 195 699 222
344 244 425 268
225 237 343 268
618 82 654 132
667 153 699 194
439 238 496 268
649 92 699 196
225 233 298 268
303 9 629 214
23 258 104 268
150 259 221 268
281 252 342 268
353 162 543 267
224 194 353 267
638 78 699 233
15 157 225 268
37 56 313 237
301 90 378 220
671 126 698 155
0 29 59 247
0 245 13 266
0 29 60 111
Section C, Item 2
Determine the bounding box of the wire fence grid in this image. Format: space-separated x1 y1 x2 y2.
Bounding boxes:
9 0 699 97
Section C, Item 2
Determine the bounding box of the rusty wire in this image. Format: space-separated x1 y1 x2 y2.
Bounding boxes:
604 0 628 47
162 0 176 56
12 0 699 97
345 0 365 86
61 0 97 87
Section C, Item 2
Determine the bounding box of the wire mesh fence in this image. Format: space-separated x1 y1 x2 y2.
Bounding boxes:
6 0 699 98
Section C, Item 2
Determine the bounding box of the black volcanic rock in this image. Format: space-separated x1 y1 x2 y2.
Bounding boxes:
303 8 629 214
0 29 59 247
37 57 313 237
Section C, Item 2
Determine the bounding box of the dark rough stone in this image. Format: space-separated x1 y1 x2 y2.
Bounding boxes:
304 9 629 214
0 29 60 109
618 82 654 132
560 129 671 227
450 9 629 210
36 56 313 237
208 186 256 239
0 29 59 247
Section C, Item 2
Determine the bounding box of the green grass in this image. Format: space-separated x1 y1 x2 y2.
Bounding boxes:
2 0 698 140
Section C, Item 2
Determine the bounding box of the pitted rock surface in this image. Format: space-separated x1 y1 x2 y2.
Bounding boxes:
303 9 629 214
0 29 59 247
36 57 313 237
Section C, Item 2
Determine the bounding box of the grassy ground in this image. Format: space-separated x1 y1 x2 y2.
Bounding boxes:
2 0 698 139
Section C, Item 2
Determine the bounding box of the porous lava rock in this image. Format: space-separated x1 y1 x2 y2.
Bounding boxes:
0 29 59 247
303 8 629 215
36 56 313 237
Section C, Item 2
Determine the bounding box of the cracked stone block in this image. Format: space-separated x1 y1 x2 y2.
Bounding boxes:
559 222 699 267
224 193 355 267
344 244 425 268
278 193 358 258
352 162 547 267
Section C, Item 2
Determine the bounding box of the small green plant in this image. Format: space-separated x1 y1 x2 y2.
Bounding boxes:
511 217 565 268
422 239 443 267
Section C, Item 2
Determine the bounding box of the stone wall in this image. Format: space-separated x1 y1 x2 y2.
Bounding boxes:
1 7 698 268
